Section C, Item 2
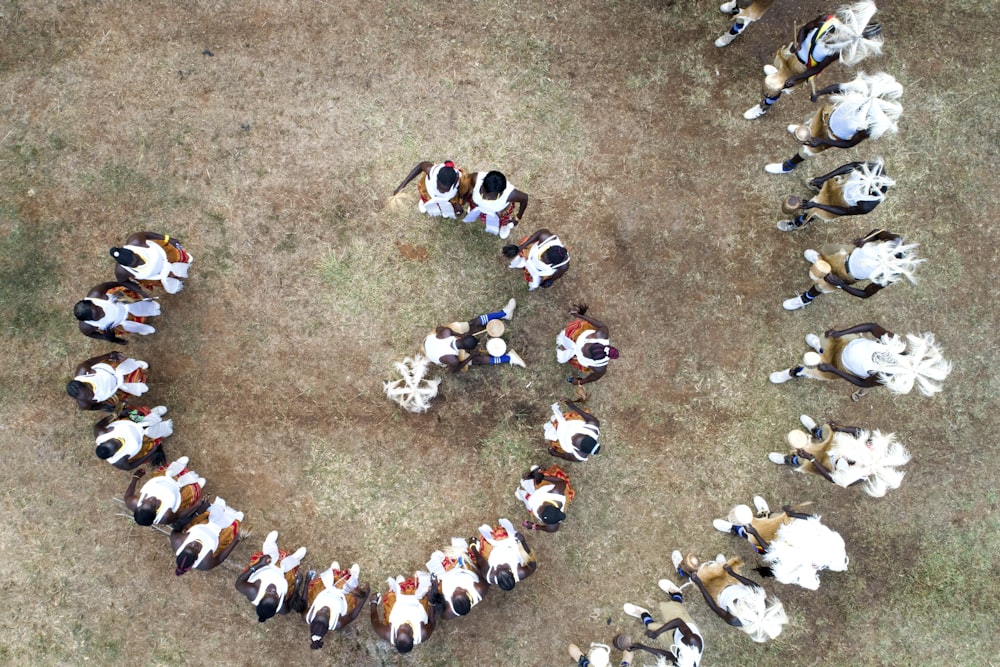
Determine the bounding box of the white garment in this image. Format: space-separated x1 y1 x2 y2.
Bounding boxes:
250 530 306 612
123 243 168 281
515 477 565 519
249 565 289 609
846 244 881 280
478 519 530 584
424 333 459 366
463 172 516 235
840 172 881 207
307 586 348 624
137 476 182 524
261 531 307 573
112 358 149 396
827 102 867 140
75 363 121 402
122 242 190 294
556 327 610 368
306 562 359 624
137 459 204 524
672 624 704 666
796 24 834 65
543 403 599 461
839 338 887 378
78 358 150 401
174 497 243 569
419 164 461 218
508 235 568 290
97 419 146 464
83 298 129 331
135 406 173 441
386 573 431 646
425 538 483 613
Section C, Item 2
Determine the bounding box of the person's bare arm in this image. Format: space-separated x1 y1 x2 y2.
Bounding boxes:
823 274 884 299
815 363 882 388
344 583 371 624
547 446 579 463
509 190 528 220
564 400 599 427
369 596 392 642
392 162 432 196
501 229 548 258
122 469 145 511
796 448 836 483
235 556 268 599
689 573 742 626
785 55 836 88
810 130 869 149
825 323 892 339
573 366 607 385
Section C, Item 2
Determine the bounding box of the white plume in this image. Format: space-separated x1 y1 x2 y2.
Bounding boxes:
383 355 441 413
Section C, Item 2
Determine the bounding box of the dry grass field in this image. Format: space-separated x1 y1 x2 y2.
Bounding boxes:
1 0 998 665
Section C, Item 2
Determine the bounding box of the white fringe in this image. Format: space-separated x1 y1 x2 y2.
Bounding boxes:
383 355 441 413
865 237 923 286
764 517 848 590
827 1 883 66
831 72 903 139
731 588 788 642
872 333 951 396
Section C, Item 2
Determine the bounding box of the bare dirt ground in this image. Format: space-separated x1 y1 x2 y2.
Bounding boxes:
1 1 997 665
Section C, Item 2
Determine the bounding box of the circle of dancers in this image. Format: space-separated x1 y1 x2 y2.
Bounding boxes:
64 3 952 664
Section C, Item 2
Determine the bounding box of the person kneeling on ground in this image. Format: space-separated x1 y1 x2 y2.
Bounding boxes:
424 299 524 371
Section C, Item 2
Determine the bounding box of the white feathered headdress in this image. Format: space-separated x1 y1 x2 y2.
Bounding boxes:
825 1 883 66
764 516 848 590
384 355 441 413
831 72 903 139
730 587 789 642
872 333 951 396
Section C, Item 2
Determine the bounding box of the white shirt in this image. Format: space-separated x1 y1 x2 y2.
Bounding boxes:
839 338 887 378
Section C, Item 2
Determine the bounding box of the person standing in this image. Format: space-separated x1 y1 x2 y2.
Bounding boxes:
122 456 207 527
711 496 848 590
743 1 882 119
301 562 369 649
516 464 574 533
781 229 921 310
74 281 160 344
470 518 538 591
672 551 788 642
171 496 244 575
557 304 619 387
462 170 529 240
502 228 570 291
776 158 894 231
93 404 172 471
66 351 148 411
768 323 951 399
544 400 601 462
425 538 489 620
620 576 704 667
392 160 472 219
764 71 902 174
768 414 910 496
424 299 524 371
110 231 193 294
